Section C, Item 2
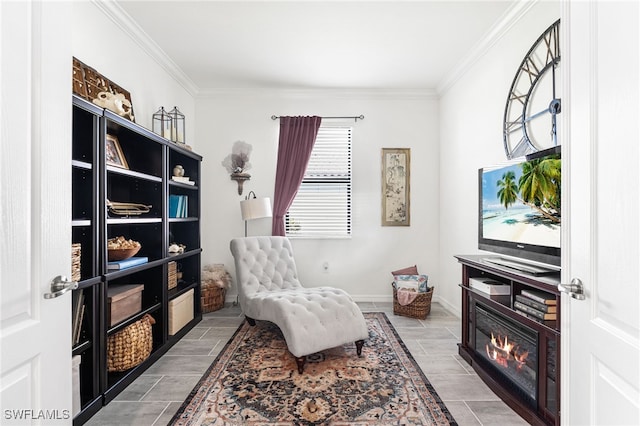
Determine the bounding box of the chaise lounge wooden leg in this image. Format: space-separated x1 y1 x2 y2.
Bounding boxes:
355 339 364 356
246 316 256 326
295 356 306 374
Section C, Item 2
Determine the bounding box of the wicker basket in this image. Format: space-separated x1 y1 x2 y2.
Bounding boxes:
201 285 226 313
393 286 434 320
168 261 177 290
107 314 155 372
71 243 81 282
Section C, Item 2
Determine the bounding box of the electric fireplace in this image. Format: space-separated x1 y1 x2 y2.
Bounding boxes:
456 255 561 425
475 304 538 405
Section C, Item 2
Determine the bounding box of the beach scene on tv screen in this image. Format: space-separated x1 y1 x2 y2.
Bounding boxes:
482 155 561 248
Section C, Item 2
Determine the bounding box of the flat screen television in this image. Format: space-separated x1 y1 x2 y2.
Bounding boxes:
478 146 561 269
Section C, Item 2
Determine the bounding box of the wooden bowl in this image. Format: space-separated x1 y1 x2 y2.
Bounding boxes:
108 246 140 261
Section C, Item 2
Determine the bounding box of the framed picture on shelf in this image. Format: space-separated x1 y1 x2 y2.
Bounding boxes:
381 148 410 226
105 134 129 169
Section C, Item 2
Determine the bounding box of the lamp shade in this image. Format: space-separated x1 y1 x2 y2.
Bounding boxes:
240 197 272 221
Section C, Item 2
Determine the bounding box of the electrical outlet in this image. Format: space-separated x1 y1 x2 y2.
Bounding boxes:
322 261 329 273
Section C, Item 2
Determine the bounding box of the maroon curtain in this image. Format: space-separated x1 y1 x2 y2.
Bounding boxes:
271 116 322 236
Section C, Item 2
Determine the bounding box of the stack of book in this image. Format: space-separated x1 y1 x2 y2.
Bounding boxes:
514 289 557 325
171 176 195 186
169 195 189 218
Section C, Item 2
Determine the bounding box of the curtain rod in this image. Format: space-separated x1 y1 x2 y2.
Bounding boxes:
271 115 364 122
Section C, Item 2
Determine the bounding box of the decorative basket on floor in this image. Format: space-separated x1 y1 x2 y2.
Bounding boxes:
107 314 155 372
201 285 226 313
393 286 434 320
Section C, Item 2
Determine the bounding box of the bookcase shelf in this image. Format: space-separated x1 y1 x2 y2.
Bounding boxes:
106 166 163 182
106 218 163 225
71 95 202 425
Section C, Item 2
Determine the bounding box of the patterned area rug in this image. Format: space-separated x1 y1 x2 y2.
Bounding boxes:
171 312 457 425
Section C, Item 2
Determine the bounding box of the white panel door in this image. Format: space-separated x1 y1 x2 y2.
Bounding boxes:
563 1 640 424
0 1 73 424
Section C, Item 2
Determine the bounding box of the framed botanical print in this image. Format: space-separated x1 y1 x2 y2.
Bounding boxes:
381 148 410 226
105 134 128 169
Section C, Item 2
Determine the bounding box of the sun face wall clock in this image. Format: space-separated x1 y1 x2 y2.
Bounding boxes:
503 19 561 159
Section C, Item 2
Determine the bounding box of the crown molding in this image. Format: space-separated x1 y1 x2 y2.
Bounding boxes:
91 0 199 97
436 0 539 95
197 87 438 100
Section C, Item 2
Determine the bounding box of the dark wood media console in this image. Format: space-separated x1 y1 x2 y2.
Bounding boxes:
456 255 561 426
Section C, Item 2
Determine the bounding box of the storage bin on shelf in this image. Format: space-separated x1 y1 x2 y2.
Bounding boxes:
107 284 143 326
169 289 194 335
392 274 433 320
72 355 81 416
107 314 155 372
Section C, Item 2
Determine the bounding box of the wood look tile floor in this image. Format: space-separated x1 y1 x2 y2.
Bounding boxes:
85 302 528 426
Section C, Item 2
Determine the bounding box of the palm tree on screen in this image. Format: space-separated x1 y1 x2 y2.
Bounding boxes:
496 171 518 209
519 157 561 222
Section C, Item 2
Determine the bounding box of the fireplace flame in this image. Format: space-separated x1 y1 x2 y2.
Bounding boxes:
485 332 529 369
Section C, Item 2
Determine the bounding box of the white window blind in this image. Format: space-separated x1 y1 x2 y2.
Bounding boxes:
286 126 352 238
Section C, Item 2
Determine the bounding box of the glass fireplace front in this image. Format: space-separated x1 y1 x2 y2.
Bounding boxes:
475 303 538 404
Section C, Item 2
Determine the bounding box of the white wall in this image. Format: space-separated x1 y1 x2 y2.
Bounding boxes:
438 1 559 315
70 0 560 312
196 91 440 302
71 2 195 143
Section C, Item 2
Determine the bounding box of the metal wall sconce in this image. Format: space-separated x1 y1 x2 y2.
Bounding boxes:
230 172 251 195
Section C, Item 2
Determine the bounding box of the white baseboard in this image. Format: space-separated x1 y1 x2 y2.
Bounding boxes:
436 297 461 318
223 292 461 319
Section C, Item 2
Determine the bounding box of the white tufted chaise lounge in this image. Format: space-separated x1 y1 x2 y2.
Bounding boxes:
230 236 369 373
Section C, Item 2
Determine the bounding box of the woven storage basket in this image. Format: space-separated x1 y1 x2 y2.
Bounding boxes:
107 314 155 372
167 261 177 290
201 285 226 313
71 243 81 282
393 286 434 320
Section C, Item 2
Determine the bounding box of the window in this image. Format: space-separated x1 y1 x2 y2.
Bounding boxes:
286 126 352 238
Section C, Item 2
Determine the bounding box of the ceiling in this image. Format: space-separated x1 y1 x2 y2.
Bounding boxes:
116 0 517 93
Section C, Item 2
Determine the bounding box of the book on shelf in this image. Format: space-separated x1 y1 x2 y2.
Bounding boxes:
177 195 183 217
75 304 85 345
169 195 189 218
520 288 556 305
514 301 557 320
107 256 149 270
515 308 556 327
179 195 188 217
169 195 180 218
72 289 84 345
515 294 557 313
